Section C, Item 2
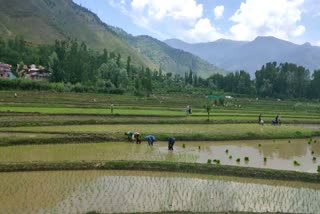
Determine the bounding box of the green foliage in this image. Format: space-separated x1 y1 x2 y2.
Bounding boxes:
244 157 249 162
207 159 212 164
255 62 313 99
236 158 240 163
203 102 213 121
264 157 267 162
182 144 186 148
313 157 316 161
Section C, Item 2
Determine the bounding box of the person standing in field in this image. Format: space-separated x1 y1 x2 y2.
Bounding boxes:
258 114 264 125
186 105 192 116
145 135 156 146
168 137 175 150
110 104 114 114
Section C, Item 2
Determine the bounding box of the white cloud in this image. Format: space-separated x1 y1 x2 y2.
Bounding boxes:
130 0 203 21
214 5 224 20
187 18 223 42
229 0 306 41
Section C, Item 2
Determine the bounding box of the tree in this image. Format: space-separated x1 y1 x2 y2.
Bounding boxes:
203 102 213 121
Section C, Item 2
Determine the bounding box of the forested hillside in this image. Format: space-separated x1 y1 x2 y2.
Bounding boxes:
0 0 225 77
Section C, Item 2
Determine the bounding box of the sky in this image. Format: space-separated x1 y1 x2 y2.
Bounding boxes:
73 0 320 45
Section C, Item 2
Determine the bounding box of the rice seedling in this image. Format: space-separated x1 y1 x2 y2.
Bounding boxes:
236 158 241 163
207 159 212 164
264 157 267 162
225 149 229 153
244 157 249 162
182 144 186 148
229 155 232 159
312 157 317 161
293 160 300 166
213 159 221 164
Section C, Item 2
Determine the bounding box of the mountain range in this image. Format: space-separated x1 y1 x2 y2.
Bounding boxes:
165 37 320 76
0 0 225 77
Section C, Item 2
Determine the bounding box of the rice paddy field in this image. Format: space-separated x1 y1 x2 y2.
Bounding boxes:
1 90 320 213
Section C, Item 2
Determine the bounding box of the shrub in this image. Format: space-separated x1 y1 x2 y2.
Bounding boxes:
109 88 125 95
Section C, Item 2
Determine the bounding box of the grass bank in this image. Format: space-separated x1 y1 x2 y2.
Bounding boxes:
1 124 319 143
0 160 319 183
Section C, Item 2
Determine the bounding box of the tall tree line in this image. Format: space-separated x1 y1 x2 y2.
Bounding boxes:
1 36 320 98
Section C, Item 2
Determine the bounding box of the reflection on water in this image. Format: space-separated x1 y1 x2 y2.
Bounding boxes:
0 138 319 172
0 171 319 214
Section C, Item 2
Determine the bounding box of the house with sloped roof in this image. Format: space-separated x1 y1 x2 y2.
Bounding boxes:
19 64 51 81
0 63 16 79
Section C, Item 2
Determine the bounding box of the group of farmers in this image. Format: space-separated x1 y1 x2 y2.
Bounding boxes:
258 114 281 125
125 131 175 150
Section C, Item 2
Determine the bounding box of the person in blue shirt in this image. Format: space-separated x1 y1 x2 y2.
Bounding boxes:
125 131 134 142
145 135 156 146
168 137 175 150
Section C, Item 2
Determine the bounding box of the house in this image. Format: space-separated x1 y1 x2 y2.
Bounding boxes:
0 63 16 79
19 64 51 81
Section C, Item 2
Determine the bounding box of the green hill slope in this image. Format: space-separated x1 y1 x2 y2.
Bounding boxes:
0 0 155 69
113 27 227 77
0 0 226 77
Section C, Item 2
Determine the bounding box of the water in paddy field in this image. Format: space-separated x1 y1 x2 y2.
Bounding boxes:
0 138 319 172
0 171 319 214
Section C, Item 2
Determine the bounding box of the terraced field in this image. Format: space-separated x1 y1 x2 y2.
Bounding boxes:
1 90 320 213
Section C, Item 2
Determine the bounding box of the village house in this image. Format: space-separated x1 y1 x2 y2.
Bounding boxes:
19 64 51 81
0 63 16 79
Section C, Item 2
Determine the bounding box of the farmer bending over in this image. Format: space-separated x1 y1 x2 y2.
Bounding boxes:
134 132 142 144
125 131 134 142
145 135 156 146
168 137 175 150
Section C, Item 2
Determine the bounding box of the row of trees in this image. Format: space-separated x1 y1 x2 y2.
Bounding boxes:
0 36 319 98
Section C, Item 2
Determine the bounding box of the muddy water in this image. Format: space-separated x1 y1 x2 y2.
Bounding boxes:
1 138 319 173
0 170 319 214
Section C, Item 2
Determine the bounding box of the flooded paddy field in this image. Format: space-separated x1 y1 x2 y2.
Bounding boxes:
1 138 319 173
0 170 319 214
